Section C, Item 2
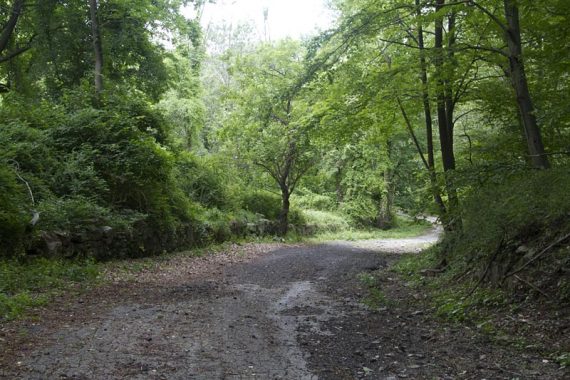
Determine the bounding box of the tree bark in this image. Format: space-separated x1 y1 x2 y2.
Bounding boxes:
0 0 33 65
435 0 461 232
503 0 549 169
376 166 395 230
0 0 24 56
89 0 104 96
278 184 290 236
416 0 447 218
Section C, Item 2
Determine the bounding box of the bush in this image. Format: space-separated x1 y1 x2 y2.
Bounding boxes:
37 196 145 234
200 208 233 243
439 167 570 286
0 164 29 257
302 209 350 233
340 196 379 227
450 168 570 254
242 190 282 220
0 92 209 258
174 153 233 210
288 207 306 227
292 190 336 211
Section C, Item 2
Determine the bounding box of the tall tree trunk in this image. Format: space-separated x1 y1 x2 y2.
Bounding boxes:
89 0 103 97
435 0 461 232
416 0 447 218
445 11 457 159
503 0 549 169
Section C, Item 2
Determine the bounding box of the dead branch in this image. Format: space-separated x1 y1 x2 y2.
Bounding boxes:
503 233 570 279
513 275 551 299
464 238 504 299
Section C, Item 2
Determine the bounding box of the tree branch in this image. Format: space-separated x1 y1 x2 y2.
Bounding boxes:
469 1 508 33
0 0 24 55
0 43 32 63
504 233 570 280
253 161 279 183
396 97 430 171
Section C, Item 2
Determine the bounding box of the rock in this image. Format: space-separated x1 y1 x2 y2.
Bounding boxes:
39 231 69 254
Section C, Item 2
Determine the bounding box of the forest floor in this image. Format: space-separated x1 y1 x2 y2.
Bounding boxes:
1 227 567 379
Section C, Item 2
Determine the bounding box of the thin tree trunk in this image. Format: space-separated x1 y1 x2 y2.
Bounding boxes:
435 0 451 171
435 0 461 232
416 0 447 217
444 10 461 230
445 11 457 160
89 0 103 96
335 165 344 203
503 0 549 169
376 166 395 230
278 185 290 236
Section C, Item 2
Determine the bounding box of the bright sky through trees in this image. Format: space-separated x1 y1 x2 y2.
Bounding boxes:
197 0 336 40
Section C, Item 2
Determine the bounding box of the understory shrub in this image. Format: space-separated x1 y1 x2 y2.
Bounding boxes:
0 93 209 258
441 167 570 286
241 190 281 220
0 163 29 257
174 152 234 210
448 168 570 255
302 209 350 233
339 196 379 227
292 189 336 211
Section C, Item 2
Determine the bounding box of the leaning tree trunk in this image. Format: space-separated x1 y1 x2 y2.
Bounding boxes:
89 0 103 97
0 0 24 57
503 0 549 169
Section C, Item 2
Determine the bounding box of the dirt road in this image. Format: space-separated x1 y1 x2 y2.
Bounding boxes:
1 228 565 379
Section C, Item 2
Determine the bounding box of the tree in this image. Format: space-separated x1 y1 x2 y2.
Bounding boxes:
1 0 190 101
444 0 552 169
89 0 103 97
0 0 28 64
501 0 549 169
222 40 318 235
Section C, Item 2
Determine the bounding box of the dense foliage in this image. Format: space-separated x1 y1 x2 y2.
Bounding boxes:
0 0 568 306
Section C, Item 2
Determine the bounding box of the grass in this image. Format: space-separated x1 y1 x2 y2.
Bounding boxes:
357 272 392 310
302 209 350 233
308 217 432 243
393 247 508 322
556 352 570 369
0 257 100 321
357 272 390 310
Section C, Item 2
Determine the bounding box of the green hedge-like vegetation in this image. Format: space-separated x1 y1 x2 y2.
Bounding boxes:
442 168 570 272
0 92 309 259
